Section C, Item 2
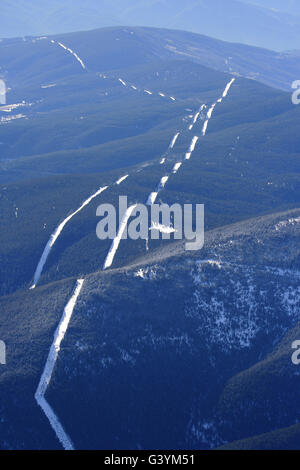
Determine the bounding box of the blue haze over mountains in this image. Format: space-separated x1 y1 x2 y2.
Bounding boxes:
1 0 300 51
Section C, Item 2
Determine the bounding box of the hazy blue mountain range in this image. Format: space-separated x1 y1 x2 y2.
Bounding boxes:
1 0 300 51
244 0 300 15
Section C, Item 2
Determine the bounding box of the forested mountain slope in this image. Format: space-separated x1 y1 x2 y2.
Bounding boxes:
1 25 300 450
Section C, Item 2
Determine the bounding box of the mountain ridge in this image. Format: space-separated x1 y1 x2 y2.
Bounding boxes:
1 0 300 51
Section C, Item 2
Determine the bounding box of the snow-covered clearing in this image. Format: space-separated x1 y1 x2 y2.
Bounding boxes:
35 279 84 450
169 132 180 149
116 174 129 185
189 136 199 152
103 204 138 270
30 186 108 289
172 162 182 174
146 192 159 206
112 76 177 101
50 40 86 70
189 104 205 131
202 78 235 136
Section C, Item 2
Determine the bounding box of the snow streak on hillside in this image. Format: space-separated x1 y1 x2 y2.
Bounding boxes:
189 112 199 131
35 279 84 450
30 186 108 289
103 204 138 270
173 162 182 174
169 132 180 149
146 175 170 206
112 75 177 102
30 171 133 288
159 176 169 188
146 192 158 205
116 174 129 185
202 78 235 136
222 78 236 98
144 78 236 216
189 136 199 152
50 40 86 70
189 104 205 131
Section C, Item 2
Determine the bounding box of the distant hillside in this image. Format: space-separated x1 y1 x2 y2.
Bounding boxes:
1 26 300 94
1 0 300 51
